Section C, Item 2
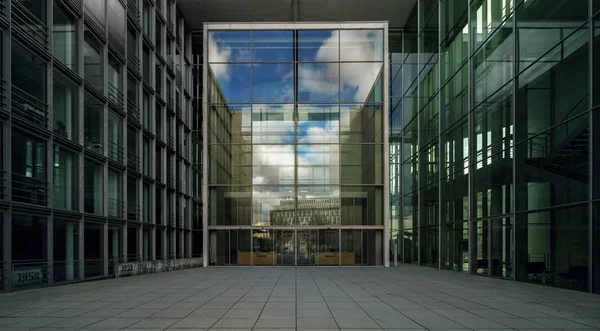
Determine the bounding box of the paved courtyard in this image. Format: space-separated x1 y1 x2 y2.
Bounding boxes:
0 265 599 331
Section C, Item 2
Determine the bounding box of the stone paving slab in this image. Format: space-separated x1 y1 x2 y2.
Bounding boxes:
0 265 599 330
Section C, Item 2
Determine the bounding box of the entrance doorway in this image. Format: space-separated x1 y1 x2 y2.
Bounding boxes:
297 230 316 265
275 230 295 266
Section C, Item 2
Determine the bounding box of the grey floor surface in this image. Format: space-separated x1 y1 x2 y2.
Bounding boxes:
0 265 599 331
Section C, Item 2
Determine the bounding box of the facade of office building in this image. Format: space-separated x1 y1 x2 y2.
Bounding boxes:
0 0 195 291
1 0 600 295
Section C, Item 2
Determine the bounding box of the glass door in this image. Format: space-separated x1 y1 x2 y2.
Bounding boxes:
318 229 339 265
297 230 316 265
275 230 295 266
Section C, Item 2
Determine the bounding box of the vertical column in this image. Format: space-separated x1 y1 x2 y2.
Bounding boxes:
202 34 209 267
383 22 390 268
47 0 55 286
78 220 85 279
112 227 120 262
103 222 108 276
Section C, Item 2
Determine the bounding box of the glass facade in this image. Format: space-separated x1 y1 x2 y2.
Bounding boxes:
204 24 388 266
388 0 599 293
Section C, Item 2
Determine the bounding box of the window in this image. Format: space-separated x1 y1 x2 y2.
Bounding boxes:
12 40 46 102
127 75 139 120
108 111 123 162
53 3 77 69
84 222 104 277
143 138 150 176
156 19 162 54
108 57 122 106
84 93 104 154
54 145 78 210
143 46 151 84
108 170 122 217
84 30 104 92
127 176 138 220
53 71 78 142
53 219 79 282
11 131 46 205
143 183 150 223
143 92 151 130
143 1 150 35
156 64 163 96
12 215 47 262
156 105 162 138
84 160 104 215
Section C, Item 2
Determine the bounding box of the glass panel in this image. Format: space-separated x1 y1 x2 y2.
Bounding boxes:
363 229 383 266
341 229 361 265
340 104 383 144
84 93 104 153
208 64 251 103
53 219 79 282
516 205 588 292
252 104 294 144
340 62 383 103
209 186 251 225
403 228 419 264
53 3 77 69
297 104 339 144
297 230 317 266
84 31 104 92
251 30 293 62
275 230 295 265
208 31 251 63
12 41 46 101
298 63 339 102
297 186 340 226
297 145 339 185
491 217 513 278
252 145 294 185
298 30 339 62
341 186 383 225
235 230 252 266
252 229 274 266
209 230 229 265
442 221 469 272
340 144 383 185
471 0 514 51
12 215 47 262
317 229 339 266
340 29 383 61
252 186 295 226
84 222 104 277
251 63 294 102
53 72 78 142
209 104 251 144
84 161 104 215
53 146 78 211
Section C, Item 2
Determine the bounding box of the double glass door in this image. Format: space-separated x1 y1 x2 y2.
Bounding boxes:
274 229 338 266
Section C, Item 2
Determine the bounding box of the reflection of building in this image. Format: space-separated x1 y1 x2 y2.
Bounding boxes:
270 198 341 226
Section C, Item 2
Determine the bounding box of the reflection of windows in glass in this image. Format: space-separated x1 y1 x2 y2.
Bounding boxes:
84 93 104 153
128 176 138 220
143 46 151 83
53 3 77 69
107 0 125 48
108 225 122 263
84 160 104 215
54 146 78 211
340 29 384 61
142 1 150 35
143 183 150 223
53 71 78 141
208 64 251 103
297 104 339 144
340 62 383 103
155 19 162 53
84 30 104 92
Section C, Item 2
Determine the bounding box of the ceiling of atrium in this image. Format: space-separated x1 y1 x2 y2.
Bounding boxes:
177 0 417 31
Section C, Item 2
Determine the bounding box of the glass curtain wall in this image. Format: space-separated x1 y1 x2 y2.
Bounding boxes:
206 25 386 266
391 0 597 292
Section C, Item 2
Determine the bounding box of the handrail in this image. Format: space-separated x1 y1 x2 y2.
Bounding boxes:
127 48 139 70
526 94 589 159
127 98 140 121
12 86 48 128
108 140 125 164
108 83 124 108
127 151 140 171
0 170 6 199
11 172 49 206
12 0 49 48
127 204 142 221
108 197 125 218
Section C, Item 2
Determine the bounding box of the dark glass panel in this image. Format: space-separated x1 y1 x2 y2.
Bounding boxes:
442 221 469 272
209 186 251 225
340 144 383 185
341 186 383 225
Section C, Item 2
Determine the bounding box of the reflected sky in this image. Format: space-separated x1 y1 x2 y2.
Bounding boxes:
208 28 384 225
